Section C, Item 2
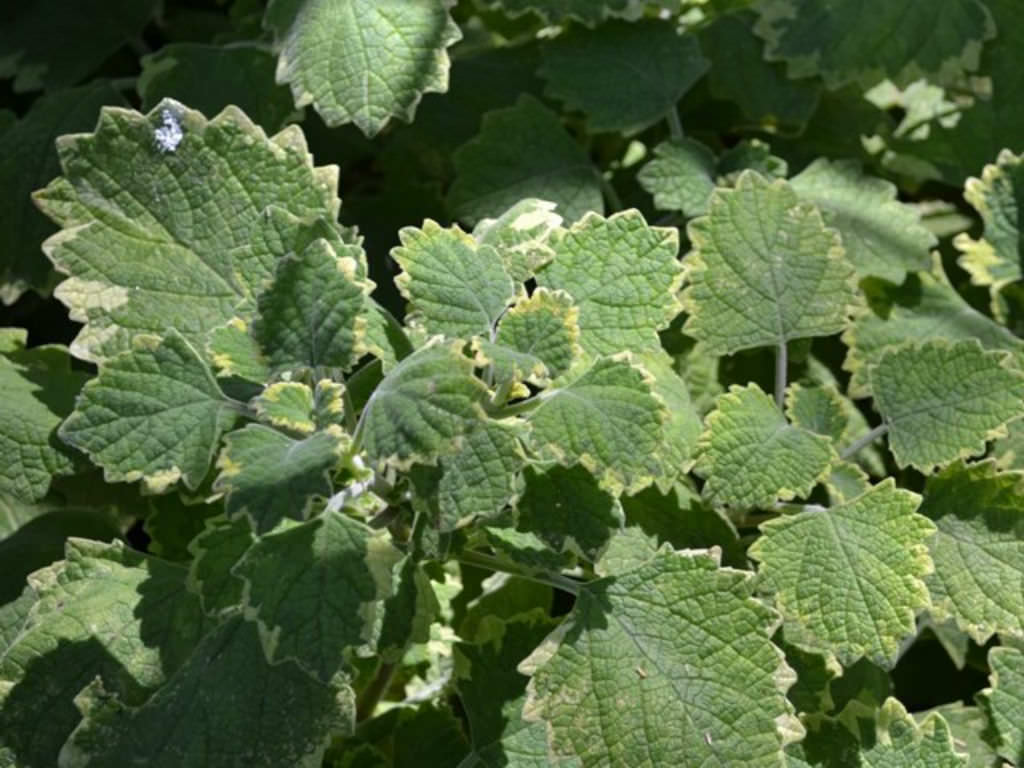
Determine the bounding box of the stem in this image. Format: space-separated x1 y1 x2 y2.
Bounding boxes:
356 662 395 722
600 175 623 212
666 107 684 142
458 549 581 596
775 341 787 410
841 423 890 461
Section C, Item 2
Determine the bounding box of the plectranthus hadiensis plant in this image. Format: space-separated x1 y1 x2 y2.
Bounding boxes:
1 95 1024 768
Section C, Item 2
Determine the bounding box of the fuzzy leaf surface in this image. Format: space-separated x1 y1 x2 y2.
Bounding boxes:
983 646 1024 764
482 288 581 385
472 199 563 283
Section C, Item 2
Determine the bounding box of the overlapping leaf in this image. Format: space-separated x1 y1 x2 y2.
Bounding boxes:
472 199 563 283
253 381 317 434
263 0 461 136
683 172 858 355
871 340 1024 472
186 516 254 617
485 0 629 24
981 646 1024 764
635 350 702 490
750 481 934 667
521 550 800 766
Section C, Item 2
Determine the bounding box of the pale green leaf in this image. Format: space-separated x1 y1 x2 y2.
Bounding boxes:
208 317 271 383
789 158 936 284
635 349 702 491
536 209 681 357
825 460 873 504
263 0 461 136
696 383 835 509
526 356 664 494
595 525 660 577
393 220 515 340
449 95 603 227
35 100 340 362
235 510 400 681
214 424 345 534
472 199 563 283
785 381 848 445
59 617 353 768
59 330 237 493
637 138 716 219
539 20 708 135
683 171 858 356
919 460 1024 644
755 0 994 88
871 340 1024 472
254 381 316 434
717 140 789 184
981 646 1024 764
521 550 800 766
359 340 489 470
915 703 999 768
749 480 934 667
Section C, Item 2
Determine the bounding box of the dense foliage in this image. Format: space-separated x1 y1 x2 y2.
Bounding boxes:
1 1 1023 766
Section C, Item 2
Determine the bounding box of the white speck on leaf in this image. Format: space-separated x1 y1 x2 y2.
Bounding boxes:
154 109 183 153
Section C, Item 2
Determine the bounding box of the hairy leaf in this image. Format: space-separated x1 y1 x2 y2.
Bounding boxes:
981 646 1024 764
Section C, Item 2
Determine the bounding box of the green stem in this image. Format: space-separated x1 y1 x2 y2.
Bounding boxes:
666 107 684 142
458 549 581 596
600 174 623 212
841 423 889 461
356 662 396 722
775 341 787 410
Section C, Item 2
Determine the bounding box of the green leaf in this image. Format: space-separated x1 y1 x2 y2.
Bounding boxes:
749 480 934 667
485 0 628 24
253 381 317 434
214 424 345 533
635 349 702 491
59 617 353 768
955 150 1024 316
755 0 994 88
915 703 999 768
919 460 1024 644
358 340 489 469
981 646 1024 764
871 340 1024 472
0 82 125 305
536 210 681 358
595 525 660 577
139 43 297 134
234 510 400 681
521 550 800 766
208 317 271 383
472 198 563 283
526 356 664 494
788 158 936 284
263 0 461 136
683 171 858 356
538 20 708 135
637 138 717 219
254 237 370 375
393 220 516 340
449 95 603 227
35 100 340 362
186 516 254 617
0 342 87 501
59 330 237 492
696 383 835 508
483 527 575 573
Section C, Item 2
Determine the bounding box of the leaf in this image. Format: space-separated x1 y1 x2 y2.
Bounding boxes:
139 43 298 133
749 480 934 667
263 0 461 136
842 266 1024 399
59 330 237 492
871 340 1024 472
916 703 999 768
186 516 254 617
214 424 345 533
0 343 87 501
683 171 858 356
59 617 353 768
696 383 835 509
919 460 1024 644
788 158 936 284
0 82 125 305
253 381 317 434
208 317 271 383
35 99 340 362
234 510 400 681
254 237 370 375
754 0 994 88
392 220 516 340
536 210 681 357
485 0 629 24
539 20 708 135
358 340 489 470
472 198 563 283
981 646 1024 764
635 349 702 490
449 95 603 227
521 550 800 766
526 356 664 494
637 139 717 219
954 150 1024 315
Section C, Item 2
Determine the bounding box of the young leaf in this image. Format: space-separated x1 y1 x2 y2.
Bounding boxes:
536 210 681 358
637 138 717 218
696 383 835 509
263 0 461 136
750 480 934 667
538 19 708 135
919 460 1024 644
981 646 1024 764
788 158 936 284
253 381 317 434
485 287 581 385
208 317 271 384
59 330 237 492
683 171 858 356
449 95 603 226
472 198 563 283
521 550 800 766
870 340 1024 472
392 220 515 341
